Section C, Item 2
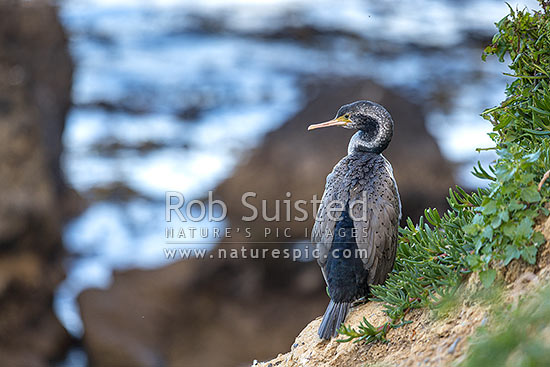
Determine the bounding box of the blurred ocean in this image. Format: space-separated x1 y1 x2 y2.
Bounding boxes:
55 0 539 336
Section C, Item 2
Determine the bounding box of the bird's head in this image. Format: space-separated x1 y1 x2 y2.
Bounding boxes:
307 100 394 154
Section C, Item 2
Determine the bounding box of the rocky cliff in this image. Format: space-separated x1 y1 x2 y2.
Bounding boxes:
0 1 73 365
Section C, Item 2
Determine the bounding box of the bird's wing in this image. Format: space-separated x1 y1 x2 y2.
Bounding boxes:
312 157 349 284
350 155 401 285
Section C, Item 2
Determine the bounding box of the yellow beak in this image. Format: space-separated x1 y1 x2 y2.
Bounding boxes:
307 116 350 131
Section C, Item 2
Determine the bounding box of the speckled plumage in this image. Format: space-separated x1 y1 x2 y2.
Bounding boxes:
311 101 401 339
313 153 401 284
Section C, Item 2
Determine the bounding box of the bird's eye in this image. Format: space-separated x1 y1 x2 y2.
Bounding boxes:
344 114 350 119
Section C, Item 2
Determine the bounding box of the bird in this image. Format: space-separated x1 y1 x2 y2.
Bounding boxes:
308 100 401 340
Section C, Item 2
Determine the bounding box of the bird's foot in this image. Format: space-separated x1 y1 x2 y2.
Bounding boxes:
352 297 368 308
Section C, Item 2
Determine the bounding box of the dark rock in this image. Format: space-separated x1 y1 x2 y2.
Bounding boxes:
0 0 73 365
256 25 363 44
84 181 145 203
79 79 455 367
176 105 203 120
89 138 171 157
76 99 151 115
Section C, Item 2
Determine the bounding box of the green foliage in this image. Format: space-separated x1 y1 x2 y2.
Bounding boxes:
469 0 550 275
371 188 480 320
338 1 550 343
461 286 550 367
336 317 410 344
467 143 549 271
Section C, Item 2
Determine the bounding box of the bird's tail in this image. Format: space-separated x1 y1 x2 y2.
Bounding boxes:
318 300 351 340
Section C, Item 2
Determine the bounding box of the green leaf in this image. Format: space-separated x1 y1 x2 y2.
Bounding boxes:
491 215 502 229
521 246 538 264
495 165 516 182
533 231 546 246
466 254 482 268
520 186 541 203
472 214 485 225
509 201 525 211
480 269 497 288
463 223 478 235
481 226 494 240
516 216 534 239
522 128 550 136
481 200 498 215
499 210 510 222
529 105 550 116
502 222 517 238
524 151 541 162
518 172 535 184
504 245 521 265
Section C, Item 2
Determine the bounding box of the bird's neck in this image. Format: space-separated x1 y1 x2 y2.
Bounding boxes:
347 130 388 155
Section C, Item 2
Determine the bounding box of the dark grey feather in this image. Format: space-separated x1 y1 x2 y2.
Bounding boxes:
318 300 351 340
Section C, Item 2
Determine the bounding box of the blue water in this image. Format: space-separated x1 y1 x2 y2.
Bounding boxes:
56 0 540 336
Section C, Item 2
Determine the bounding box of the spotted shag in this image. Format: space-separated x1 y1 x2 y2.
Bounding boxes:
308 100 402 340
